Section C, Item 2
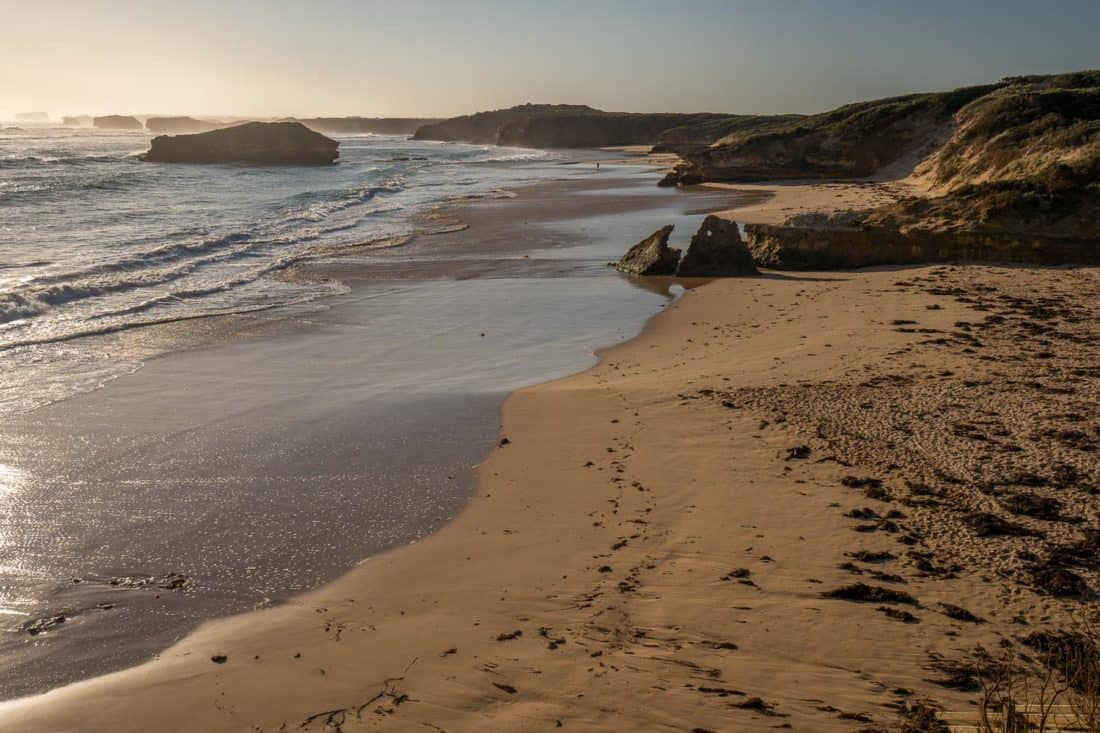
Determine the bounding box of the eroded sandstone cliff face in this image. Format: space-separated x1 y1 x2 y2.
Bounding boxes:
141 122 339 165
671 72 1097 188
680 72 1099 264
744 220 1100 269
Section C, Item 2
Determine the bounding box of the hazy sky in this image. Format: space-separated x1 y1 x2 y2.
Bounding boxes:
3 0 1098 119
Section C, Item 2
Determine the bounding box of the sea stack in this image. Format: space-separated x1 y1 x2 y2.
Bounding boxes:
141 122 339 165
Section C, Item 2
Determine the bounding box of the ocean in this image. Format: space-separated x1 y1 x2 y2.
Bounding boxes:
0 126 557 416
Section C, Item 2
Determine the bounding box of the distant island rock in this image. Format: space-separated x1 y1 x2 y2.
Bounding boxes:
413 104 733 148
141 121 339 165
93 115 143 131
145 117 226 134
61 115 93 127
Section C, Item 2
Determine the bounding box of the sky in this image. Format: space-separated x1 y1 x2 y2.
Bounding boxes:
2 0 1098 119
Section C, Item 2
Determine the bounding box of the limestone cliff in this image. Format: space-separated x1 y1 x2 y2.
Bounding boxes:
689 71 1098 265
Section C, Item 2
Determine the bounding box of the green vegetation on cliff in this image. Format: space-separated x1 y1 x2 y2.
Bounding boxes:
675 84 1002 181
676 71 1098 193
412 104 733 148
652 113 804 153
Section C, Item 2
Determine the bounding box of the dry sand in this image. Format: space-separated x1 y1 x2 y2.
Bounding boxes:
3 186 1098 732
704 179 920 225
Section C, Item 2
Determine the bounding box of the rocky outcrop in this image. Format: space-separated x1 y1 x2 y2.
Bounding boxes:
413 104 730 148
656 168 704 187
141 122 339 165
615 226 681 275
744 222 1100 269
293 117 440 135
676 71 1099 254
61 115 92 127
145 117 225 134
93 115 143 130
677 84 999 183
677 216 759 276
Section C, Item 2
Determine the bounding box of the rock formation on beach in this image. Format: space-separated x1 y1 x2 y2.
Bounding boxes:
615 225 681 275
61 115 93 127
677 215 759 276
141 122 339 165
93 115 143 130
616 218 762 277
145 117 226 134
413 104 733 148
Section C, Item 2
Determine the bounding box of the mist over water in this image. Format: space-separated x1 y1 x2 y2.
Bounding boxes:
0 127 559 415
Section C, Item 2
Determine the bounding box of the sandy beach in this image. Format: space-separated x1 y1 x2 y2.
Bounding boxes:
0 163 756 698
4 170 1095 732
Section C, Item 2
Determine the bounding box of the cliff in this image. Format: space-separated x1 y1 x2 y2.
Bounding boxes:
292 117 440 135
93 115 143 131
652 114 803 155
682 71 1098 266
146 117 226 134
413 104 731 148
673 71 1098 188
141 122 339 165
61 116 93 127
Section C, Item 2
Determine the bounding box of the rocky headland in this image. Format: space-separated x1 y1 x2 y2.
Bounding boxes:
412 104 733 148
141 121 339 165
145 117 227 134
658 70 1099 268
92 115 143 131
292 117 440 135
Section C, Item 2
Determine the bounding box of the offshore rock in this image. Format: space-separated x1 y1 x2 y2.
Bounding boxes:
142 122 339 165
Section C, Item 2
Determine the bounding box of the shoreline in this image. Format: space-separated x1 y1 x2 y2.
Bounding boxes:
5 171 1096 730
0 159 750 702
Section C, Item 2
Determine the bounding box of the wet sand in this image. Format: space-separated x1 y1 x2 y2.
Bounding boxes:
5 173 1095 731
0 166 753 700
